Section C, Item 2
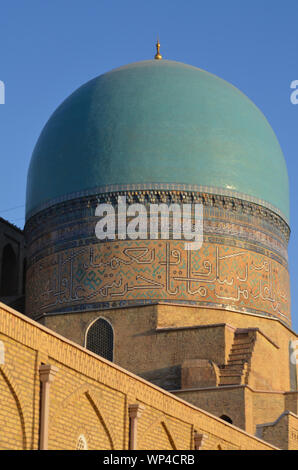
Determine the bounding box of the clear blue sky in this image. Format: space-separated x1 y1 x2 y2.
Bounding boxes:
0 1 297 328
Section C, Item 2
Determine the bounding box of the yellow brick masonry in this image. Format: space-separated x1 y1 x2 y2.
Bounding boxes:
42 302 298 395
0 302 277 450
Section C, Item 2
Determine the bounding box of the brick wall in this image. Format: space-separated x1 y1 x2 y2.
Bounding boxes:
0 302 276 450
257 412 298 450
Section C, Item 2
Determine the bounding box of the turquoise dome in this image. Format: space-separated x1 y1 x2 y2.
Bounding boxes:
26 60 289 222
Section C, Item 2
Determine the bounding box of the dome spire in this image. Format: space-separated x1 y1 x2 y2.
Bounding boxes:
154 37 162 60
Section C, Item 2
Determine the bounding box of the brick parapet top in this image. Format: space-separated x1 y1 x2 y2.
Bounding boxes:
256 411 298 430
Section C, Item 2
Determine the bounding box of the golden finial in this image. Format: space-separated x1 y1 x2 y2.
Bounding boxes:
154 37 162 60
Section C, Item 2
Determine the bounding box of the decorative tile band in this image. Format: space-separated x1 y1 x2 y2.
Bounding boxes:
25 189 290 246
26 182 289 225
25 239 291 326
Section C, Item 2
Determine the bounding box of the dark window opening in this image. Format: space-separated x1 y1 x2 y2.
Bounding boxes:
1 244 18 296
86 318 114 361
220 414 233 424
22 258 27 295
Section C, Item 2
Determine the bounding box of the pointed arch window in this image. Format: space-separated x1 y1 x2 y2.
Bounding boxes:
86 318 114 361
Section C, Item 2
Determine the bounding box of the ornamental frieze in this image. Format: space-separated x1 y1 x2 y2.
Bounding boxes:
26 240 290 325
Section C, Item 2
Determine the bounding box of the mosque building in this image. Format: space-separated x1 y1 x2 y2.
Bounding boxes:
0 42 298 450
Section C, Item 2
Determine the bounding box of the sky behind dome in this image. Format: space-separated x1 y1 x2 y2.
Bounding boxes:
0 0 297 328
